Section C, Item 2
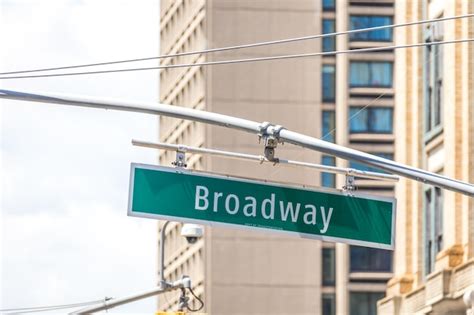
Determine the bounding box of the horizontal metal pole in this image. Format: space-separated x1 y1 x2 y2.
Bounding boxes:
1 89 473 196
132 140 399 182
0 89 260 134
69 279 189 314
275 128 474 196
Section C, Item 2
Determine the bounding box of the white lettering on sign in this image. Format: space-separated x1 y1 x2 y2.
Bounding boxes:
193 185 334 234
195 185 209 210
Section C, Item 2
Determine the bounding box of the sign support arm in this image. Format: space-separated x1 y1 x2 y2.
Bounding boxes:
1 89 473 196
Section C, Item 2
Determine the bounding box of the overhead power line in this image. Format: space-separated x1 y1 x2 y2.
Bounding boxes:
0 38 472 80
0 297 112 314
0 13 472 76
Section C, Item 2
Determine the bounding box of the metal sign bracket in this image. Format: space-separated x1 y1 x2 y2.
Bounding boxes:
343 174 357 193
258 122 285 164
172 150 187 168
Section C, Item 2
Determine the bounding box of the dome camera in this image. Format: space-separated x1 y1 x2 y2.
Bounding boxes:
181 224 203 244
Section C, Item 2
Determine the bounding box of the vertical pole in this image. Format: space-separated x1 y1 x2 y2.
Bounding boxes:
159 221 171 285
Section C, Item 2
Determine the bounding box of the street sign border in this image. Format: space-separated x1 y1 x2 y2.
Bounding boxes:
128 163 396 250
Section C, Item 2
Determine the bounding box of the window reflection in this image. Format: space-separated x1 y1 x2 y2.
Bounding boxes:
350 245 393 272
350 292 385 315
323 19 335 52
350 62 393 87
350 16 393 41
322 65 336 102
349 107 393 133
321 156 336 188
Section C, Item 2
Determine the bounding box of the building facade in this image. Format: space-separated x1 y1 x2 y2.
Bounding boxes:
378 0 474 314
159 0 396 313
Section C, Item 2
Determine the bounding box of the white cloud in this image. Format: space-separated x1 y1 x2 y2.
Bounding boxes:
1 0 162 313
2 204 157 312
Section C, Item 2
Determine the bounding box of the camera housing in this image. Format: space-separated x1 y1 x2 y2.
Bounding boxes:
181 224 204 244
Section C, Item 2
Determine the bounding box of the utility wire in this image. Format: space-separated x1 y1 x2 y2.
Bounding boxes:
0 38 472 80
0 13 472 76
0 297 112 314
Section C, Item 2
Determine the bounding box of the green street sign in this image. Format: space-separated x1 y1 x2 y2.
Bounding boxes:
128 163 396 249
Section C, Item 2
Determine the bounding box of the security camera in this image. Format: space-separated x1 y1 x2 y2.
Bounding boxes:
181 224 203 244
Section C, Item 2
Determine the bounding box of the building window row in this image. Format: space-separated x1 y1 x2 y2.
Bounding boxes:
425 186 443 275
322 19 335 52
322 0 335 11
350 245 393 272
349 16 393 42
349 292 385 315
322 110 336 142
322 293 336 315
322 247 336 285
322 62 393 104
321 156 336 188
425 23 443 135
350 61 393 88
349 107 393 133
322 64 336 102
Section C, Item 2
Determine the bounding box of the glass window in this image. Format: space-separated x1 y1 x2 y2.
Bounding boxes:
322 293 336 315
425 187 443 274
322 110 335 142
350 16 393 41
349 292 385 315
349 107 393 133
350 62 393 87
322 65 335 102
349 153 393 174
349 108 368 133
323 19 335 52
350 245 393 272
322 0 335 11
425 25 443 134
321 156 336 188
322 248 335 285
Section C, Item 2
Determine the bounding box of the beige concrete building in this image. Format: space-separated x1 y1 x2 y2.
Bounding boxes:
378 0 474 314
159 0 396 313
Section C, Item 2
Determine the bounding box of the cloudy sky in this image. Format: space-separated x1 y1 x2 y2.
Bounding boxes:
1 0 163 313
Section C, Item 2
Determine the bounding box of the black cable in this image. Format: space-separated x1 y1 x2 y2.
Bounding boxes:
185 287 204 312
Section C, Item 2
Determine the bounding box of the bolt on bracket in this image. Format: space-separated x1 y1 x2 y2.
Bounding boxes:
258 122 286 163
343 174 356 192
172 150 187 168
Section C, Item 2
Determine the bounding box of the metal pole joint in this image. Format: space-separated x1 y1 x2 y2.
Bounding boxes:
258 122 286 163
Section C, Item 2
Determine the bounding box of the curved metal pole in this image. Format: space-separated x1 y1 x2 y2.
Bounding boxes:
1 89 473 196
276 128 474 196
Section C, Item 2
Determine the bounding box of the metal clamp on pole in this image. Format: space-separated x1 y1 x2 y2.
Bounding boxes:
172 150 187 168
258 122 286 163
177 275 192 311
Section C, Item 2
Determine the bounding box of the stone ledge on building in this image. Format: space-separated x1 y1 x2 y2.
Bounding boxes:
378 258 474 314
436 244 464 270
386 273 414 296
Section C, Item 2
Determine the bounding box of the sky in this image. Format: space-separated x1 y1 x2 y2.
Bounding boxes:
1 0 163 313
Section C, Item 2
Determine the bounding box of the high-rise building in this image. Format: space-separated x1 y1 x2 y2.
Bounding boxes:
378 1 474 314
159 0 395 313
